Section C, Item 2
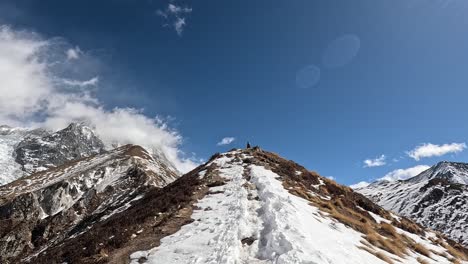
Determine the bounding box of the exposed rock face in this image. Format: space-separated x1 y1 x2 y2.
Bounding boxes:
0 123 109 186
356 161 468 246
0 144 178 263
14 123 105 174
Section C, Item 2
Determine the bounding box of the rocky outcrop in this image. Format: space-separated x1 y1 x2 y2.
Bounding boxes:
14 123 105 174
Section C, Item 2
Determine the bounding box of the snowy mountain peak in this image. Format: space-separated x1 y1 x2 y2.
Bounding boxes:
409 161 468 185
14 122 105 175
357 160 468 247
0 122 182 187
60 122 97 139
0 125 16 134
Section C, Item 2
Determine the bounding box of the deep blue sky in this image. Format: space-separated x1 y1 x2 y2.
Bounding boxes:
3 0 468 185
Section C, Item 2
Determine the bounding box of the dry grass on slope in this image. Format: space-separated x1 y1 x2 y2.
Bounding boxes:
412 242 431 258
443 241 468 261
417 257 430 264
247 148 468 263
391 217 425 237
358 245 395 264
364 231 408 258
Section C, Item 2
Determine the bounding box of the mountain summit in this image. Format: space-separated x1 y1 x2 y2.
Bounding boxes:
0 123 106 185
357 161 468 246
14 123 106 175
2 147 466 263
408 161 468 185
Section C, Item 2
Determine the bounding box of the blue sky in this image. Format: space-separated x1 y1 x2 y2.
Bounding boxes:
2 0 468 185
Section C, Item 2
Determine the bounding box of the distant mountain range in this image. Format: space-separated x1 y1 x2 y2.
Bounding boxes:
0 123 178 186
356 161 468 247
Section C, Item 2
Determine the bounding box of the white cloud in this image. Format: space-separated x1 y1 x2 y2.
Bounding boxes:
40 106 197 173
168 4 192 14
363 154 386 168
379 165 430 181
156 10 168 19
350 164 431 189
349 181 370 189
407 142 466 161
217 137 235 146
61 76 99 87
174 17 186 36
157 3 192 36
0 24 197 173
66 46 82 60
0 25 50 124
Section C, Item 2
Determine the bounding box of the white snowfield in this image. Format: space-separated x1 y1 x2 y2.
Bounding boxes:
131 151 462 264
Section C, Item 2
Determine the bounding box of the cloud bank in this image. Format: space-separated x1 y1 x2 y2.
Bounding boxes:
217 137 235 146
0 25 197 173
407 142 466 161
349 181 370 189
363 154 386 168
379 165 430 181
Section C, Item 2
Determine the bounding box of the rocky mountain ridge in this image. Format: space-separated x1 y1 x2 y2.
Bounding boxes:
357 161 468 246
0 123 180 186
14 123 106 175
0 123 105 186
0 144 178 263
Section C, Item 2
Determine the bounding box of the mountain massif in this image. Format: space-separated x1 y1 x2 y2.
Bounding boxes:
356 161 468 247
0 123 105 185
0 126 467 264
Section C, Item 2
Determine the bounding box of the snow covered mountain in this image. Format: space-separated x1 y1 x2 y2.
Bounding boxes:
0 123 105 186
3 147 466 263
356 161 468 246
0 144 178 263
14 123 106 175
0 122 180 187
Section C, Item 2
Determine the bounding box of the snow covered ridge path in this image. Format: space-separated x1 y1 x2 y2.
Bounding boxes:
6 147 468 263
130 149 468 264
130 154 376 263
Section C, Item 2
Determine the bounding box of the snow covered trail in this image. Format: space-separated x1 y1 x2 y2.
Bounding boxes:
130 153 266 264
249 165 389 264
130 152 444 264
